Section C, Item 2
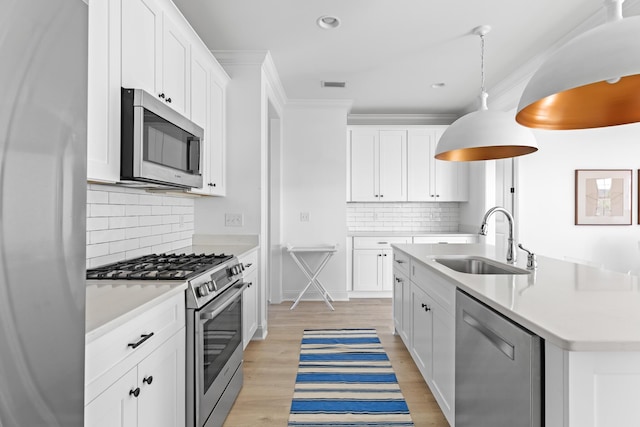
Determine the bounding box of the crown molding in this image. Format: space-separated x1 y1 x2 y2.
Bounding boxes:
262 52 288 111
347 113 458 126
487 0 640 113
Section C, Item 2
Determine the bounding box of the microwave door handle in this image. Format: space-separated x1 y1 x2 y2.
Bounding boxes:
187 137 200 174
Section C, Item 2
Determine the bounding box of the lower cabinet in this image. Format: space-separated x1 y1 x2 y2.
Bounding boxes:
85 329 186 427
393 248 455 425
84 293 186 427
240 248 259 349
353 248 393 291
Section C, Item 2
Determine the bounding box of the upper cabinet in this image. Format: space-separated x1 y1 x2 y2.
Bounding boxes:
121 0 190 117
348 125 468 202
88 0 229 194
407 127 468 202
349 129 407 202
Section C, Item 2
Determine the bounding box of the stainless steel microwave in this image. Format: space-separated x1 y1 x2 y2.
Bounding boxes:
121 88 204 189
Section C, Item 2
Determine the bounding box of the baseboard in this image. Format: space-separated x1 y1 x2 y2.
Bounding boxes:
348 291 392 299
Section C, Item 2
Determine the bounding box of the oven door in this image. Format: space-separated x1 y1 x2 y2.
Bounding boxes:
195 282 247 425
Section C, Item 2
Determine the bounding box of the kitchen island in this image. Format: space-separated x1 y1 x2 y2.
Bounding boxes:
393 243 640 427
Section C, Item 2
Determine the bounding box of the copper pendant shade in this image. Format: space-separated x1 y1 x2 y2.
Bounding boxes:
435 26 538 162
517 0 640 130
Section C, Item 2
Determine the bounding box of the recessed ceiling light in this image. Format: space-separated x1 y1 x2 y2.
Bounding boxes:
317 15 341 29
431 82 446 89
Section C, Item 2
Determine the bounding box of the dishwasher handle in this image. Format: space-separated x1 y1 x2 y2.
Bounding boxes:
463 311 515 360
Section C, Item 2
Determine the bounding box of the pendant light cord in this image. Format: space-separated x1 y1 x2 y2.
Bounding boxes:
480 33 486 94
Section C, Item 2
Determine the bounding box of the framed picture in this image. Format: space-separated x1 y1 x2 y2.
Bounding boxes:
575 169 632 225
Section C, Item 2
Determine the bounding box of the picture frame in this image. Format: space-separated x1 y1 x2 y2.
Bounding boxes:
575 169 632 225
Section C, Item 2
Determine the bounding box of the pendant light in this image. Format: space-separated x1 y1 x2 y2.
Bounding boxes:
435 26 538 162
516 0 640 130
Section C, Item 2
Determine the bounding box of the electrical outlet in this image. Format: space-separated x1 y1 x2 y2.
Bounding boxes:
225 213 243 227
300 212 310 222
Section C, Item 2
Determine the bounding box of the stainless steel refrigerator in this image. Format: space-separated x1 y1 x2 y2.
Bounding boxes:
0 0 87 425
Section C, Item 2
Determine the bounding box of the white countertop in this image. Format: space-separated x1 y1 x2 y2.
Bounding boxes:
85 281 187 344
393 243 640 352
349 231 477 237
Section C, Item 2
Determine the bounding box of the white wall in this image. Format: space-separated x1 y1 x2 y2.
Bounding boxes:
518 123 640 274
282 102 351 301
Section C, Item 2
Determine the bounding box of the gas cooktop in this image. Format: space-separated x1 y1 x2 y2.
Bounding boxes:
86 253 233 280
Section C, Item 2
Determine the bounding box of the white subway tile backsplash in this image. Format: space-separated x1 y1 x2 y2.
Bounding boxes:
87 184 194 267
346 202 460 233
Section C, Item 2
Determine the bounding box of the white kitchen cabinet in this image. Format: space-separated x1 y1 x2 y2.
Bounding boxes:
407 127 469 202
409 257 455 425
85 368 137 427
352 237 411 294
349 129 407 201
85 292 186 427
392 265 412 346
88 0 229 192
188 47 229 196
87 0 121 183
353 249 392 291
122 0 190 117
86 331 185 427
240 249 258 349
411 284 434 380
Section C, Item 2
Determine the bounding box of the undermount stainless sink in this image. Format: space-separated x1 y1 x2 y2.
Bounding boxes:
434 256 530 275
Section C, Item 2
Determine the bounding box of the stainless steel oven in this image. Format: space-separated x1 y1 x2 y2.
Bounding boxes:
189 281 247 427
86 252 248 427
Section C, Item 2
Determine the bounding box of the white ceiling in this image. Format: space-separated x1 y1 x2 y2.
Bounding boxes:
172 0 633 116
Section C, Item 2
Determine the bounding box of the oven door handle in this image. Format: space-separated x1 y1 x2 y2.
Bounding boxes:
199 282 249 321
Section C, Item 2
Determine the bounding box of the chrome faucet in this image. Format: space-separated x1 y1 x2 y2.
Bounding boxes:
479 206 517 264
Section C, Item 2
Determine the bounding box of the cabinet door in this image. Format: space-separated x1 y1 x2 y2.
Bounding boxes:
187 48 211 195
121 0 162 96
350 129 378 201
137 330 186 427
243 268 258 349
85 368 138 427
407 129 432 201
87 0 121 183
401 280 412 345
432 306 455 421
353 249 382 291
380 250 393 291
393 272 404 334
411 284 433 380
207 77 227 195
432 127 469 202
161 14 190 117
378 130 407 201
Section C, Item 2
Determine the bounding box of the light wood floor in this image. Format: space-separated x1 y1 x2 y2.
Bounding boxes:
223 299 449 427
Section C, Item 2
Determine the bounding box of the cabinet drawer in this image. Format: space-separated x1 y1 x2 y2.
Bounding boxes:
239 249 258 274
353 236 411 249
413 235 477 244
85 292 185 390
411 262 455 316
392 250 411 276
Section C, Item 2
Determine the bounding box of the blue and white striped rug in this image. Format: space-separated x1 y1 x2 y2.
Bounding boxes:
288 328 414 426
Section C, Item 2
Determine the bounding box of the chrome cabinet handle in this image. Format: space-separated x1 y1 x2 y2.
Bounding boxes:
128 332 154 349
463 311 515 360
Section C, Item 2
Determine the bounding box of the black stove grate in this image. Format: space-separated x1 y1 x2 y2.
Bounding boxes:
86 253 233 280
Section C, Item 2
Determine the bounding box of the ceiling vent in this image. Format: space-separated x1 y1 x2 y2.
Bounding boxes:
321 81 346 88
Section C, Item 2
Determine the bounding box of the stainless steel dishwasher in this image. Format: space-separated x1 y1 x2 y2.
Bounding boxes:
455 290 542 427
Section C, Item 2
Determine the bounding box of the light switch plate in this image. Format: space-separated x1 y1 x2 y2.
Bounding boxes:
225 213 243 227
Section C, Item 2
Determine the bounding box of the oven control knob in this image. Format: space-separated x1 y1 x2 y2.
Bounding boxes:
198 284 210 297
